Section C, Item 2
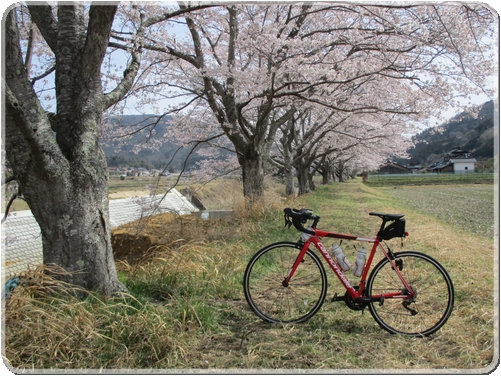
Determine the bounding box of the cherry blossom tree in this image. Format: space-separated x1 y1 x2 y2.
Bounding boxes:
271 105 413 195
125 2 496 203
3 2 210 293
4 4 130 294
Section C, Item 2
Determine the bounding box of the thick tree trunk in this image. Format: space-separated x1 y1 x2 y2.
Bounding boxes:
4 6 126 294
5 102 125 294
14 146 124 294
239 151 265 205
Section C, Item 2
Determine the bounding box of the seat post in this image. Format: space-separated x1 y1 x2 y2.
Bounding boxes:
377 219 387 239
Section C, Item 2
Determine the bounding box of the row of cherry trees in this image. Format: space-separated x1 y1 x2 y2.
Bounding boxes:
107 3 496 202
4 2 496 292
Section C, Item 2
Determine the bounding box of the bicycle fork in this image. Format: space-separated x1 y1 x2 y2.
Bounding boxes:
282 242 308 288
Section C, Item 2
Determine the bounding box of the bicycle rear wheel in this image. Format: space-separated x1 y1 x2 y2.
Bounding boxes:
243 242 327 323
367 251 454 337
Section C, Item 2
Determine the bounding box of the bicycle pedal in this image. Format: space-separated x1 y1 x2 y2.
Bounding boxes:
331 293 345 302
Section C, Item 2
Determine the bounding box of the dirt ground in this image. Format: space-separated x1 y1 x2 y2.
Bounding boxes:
111 212 226 266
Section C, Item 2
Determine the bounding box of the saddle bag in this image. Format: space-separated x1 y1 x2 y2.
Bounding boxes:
380 219 406 240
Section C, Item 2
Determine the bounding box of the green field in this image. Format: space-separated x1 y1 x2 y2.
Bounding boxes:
4 179 497 371
379 184 496 238
364 172 495 186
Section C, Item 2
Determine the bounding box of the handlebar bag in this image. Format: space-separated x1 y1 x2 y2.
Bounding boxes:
380 219 406 240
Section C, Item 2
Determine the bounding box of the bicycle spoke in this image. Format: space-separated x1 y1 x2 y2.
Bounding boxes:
367 251 454 336
244 242 327 323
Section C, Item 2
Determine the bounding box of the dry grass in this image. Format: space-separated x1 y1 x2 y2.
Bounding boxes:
177 176 288 210
3 177 497 371
351 182 496 370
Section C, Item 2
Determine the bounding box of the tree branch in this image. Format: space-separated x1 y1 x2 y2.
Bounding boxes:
104 8 143 109
28 3 58 53
81 5 117 86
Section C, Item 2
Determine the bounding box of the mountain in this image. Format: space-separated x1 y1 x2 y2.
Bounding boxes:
400 100 496 166
101 115 205 171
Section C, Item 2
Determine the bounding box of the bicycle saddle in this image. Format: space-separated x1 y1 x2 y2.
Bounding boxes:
369 212 405 221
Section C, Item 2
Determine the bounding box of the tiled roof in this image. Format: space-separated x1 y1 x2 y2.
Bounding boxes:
449 158 477 163
1 189 198 281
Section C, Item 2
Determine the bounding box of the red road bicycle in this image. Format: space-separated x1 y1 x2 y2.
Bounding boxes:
243 208 454 337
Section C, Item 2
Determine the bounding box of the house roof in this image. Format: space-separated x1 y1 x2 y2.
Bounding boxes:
427 158 477 171
379 161 410 170
1 189 198 281
449 158 477 163
427 161 452 171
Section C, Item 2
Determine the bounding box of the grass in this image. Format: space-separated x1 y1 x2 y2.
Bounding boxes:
3 177 497 371
378 185 496 238
364 172 494 187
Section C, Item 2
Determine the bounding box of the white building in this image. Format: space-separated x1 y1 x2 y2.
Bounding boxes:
450 158 477 173
427 147 477 173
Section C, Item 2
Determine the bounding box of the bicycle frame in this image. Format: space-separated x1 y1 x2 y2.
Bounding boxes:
284 230 415 302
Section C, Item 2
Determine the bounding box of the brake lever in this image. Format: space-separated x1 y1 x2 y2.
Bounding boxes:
284 213 293 229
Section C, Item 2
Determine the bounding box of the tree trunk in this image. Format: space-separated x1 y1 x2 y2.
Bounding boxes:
279 127 296 196
320 159 332 185
296 164 309 196
284 167 295 196
239 150 265 205
6 139 125 294
308 174 316 192
4 5 126 294
334 161 346 182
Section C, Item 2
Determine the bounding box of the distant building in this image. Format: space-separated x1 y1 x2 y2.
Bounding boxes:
108 167 119 175
405 163 423 173
427 147 477 173
378 161 411 174
450 158 477 173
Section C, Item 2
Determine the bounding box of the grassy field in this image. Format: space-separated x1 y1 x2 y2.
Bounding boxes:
379 184 496 238
3 178 497 372
364 172 495 187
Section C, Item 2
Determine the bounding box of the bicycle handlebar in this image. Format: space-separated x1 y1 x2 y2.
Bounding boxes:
283 208 320 235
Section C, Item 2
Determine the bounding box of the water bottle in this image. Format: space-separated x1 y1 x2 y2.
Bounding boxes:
353 248 367 277
332 244 351 271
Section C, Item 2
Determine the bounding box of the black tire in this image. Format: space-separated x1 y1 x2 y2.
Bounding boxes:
367 251 454 336
243 242 327 323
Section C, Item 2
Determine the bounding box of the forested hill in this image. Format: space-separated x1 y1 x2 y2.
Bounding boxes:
402 100 495 166
101 115 202 171
101 115 234 171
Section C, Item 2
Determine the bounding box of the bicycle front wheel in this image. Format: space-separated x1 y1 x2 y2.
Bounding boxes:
243 242 327 323
367 251 454 337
